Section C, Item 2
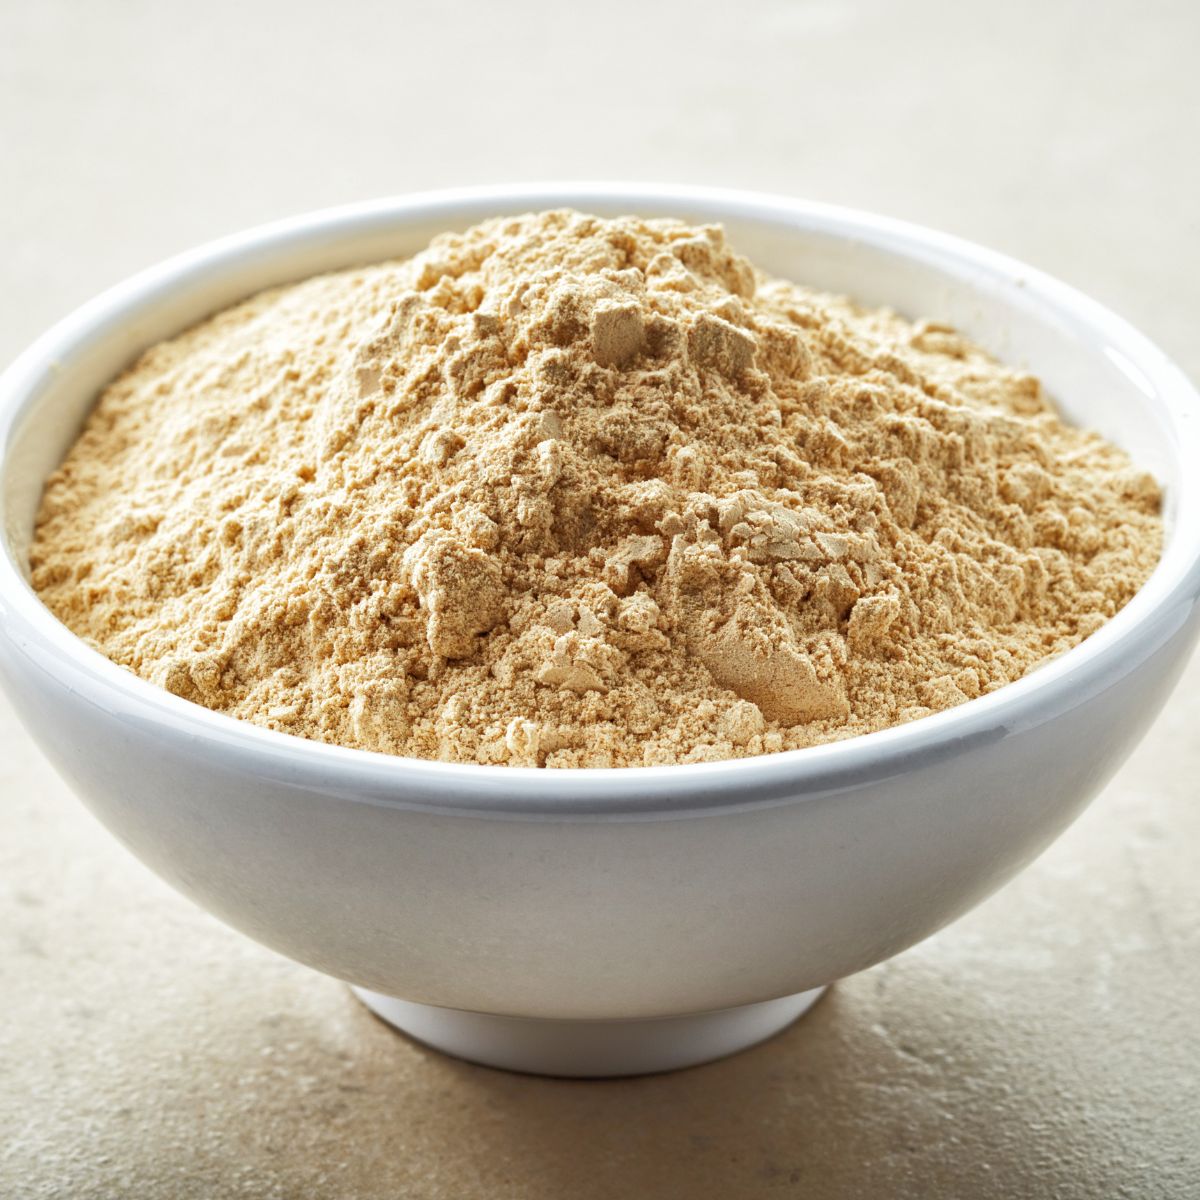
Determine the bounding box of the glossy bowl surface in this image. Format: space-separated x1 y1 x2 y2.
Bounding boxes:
1 186 1198 1070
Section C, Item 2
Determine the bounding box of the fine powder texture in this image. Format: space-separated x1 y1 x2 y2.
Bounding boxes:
31 211 1162 767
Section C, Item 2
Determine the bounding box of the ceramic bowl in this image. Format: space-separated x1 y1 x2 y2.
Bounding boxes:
2 186 1198 1077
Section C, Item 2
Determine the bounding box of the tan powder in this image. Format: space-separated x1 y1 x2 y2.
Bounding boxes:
30 210 1162 767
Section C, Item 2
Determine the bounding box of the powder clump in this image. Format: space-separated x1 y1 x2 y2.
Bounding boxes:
30 210 1163 767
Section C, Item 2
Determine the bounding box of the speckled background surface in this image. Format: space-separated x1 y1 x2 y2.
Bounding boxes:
2 2 1198 1196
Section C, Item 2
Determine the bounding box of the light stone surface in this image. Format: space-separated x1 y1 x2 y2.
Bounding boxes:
1 1 1198 1196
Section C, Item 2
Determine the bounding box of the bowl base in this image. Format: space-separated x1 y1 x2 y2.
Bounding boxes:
350 985 827 1077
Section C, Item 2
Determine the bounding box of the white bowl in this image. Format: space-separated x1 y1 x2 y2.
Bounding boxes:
2 186 1199 1077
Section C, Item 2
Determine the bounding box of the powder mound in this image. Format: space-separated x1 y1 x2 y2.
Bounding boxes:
30 210 1163 767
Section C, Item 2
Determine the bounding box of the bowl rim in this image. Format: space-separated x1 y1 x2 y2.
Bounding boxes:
2 182 1199 815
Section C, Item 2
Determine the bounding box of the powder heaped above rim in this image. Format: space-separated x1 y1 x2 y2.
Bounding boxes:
29 209 1162 767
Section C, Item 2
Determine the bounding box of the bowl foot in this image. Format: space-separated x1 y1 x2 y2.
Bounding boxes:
350 985 827 1077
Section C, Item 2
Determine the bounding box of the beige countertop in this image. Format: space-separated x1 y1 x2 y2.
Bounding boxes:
2 2 1198 1196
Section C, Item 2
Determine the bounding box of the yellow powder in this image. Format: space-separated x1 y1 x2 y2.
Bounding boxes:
30 211 1162 767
